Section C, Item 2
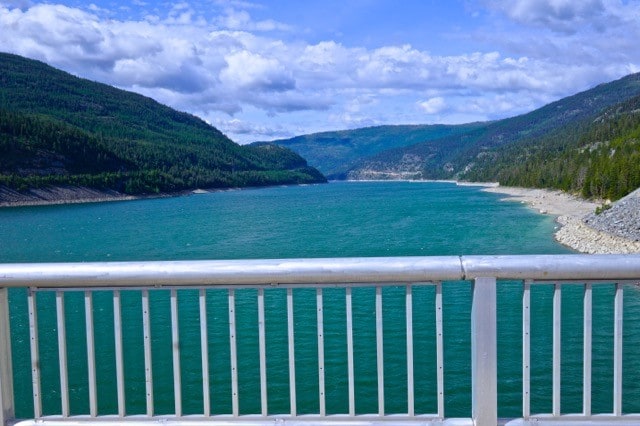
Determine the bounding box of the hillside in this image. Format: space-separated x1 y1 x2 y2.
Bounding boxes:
349 73 640 183
271 72 640 200
261 123 485 179
462 93 640 200
0 52 325 198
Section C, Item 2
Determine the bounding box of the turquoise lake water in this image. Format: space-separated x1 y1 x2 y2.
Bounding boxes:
1 181 638 419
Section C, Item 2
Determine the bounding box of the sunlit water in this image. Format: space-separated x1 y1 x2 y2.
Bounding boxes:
1 181 638 419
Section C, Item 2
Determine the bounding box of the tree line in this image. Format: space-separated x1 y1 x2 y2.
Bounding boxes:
0 53 326 195
461 95 640 200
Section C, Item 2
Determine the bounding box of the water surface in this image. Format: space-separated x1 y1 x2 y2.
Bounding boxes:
1 181 638 419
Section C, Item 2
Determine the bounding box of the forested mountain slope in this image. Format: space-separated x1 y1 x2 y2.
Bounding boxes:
262 123 485 179
0 53 325 196
270 71 640 200
347 72 640 183
462 94 640 200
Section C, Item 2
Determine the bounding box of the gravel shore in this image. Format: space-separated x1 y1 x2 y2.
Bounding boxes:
0 185 138 207
3 183 639 254
483 186 640 253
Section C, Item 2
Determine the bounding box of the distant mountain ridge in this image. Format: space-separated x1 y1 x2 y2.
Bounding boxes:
258 123 485 179
0 52 325 198
268 72 640 199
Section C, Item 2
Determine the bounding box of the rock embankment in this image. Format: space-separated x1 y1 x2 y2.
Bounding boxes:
0 185 136 207
484 185 640 254
584 188 640 242
556 188 640 254
554 215 640 254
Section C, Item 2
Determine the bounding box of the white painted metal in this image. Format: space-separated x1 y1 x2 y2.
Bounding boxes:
2 254 640 426
113 290 126 417
0 256 465 288
11 416 473 426
435 282 444 419
287 288 296 417
55 291 69 417
170 289 182 417
142 290 154 417
317 288 326 416
522 280 531 419
583 283 592 416
346 287 355 417
471 277 497 426
228 289 239 417
11 415 640 426
613 283 623 416
552 283 561 417
2 255 640 290
85 292 97 417
27 288 41 419
198 289 210 417
405 285 414 417
375 286 384 416
460 254 640 281
257 288 267 416
0 288 14 426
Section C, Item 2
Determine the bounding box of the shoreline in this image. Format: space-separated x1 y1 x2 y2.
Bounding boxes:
0 186 140 208
0 183 321 208
483 185 640 254
4 182 639 254
0 180 497 207
0 185 211 208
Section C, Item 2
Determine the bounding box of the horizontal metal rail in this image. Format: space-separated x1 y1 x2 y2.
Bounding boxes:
0 254 639 426
1 255 640 288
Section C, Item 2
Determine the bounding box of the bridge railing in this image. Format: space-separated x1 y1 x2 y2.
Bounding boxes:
1 254 640 426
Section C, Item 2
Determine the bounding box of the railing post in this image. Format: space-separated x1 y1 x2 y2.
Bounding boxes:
0 288 15 426
471 277 497 426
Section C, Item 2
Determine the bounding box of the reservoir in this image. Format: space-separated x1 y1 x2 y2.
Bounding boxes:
1 181 638 418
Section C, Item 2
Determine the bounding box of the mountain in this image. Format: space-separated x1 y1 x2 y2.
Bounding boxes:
269 72 640 199
462 93 640 200
260 123 485 179
0 52 326 197
439 72 640 181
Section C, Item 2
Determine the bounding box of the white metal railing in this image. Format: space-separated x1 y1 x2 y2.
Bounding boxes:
0 254 640 426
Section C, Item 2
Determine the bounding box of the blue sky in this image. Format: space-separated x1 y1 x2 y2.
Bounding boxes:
1 0 640 143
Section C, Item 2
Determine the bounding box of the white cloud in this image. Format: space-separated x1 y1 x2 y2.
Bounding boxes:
418 97 446 114
487 0 607 33
215 7 291 32
355 45 432 89
220 50 294 92
212 0 262 10
210 112 305 141
1 1 639 143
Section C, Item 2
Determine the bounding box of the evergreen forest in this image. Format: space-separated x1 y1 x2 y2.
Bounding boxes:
0 53 326 196
461 95 640 200
270 71 640 201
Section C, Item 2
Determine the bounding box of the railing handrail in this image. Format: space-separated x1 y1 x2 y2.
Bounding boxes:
2 254 640 426
1 254 640 288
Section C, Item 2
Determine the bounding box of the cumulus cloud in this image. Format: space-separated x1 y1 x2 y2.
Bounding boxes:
473 0 640 91
486 0 608 33
418 97 446 114
211 115 298 141
1 1 639 143
220 50 295 92
214 8 292 32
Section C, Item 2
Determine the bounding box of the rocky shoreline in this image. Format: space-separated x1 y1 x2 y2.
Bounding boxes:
484 186 640 254
0 185 139 207
3 183 639 254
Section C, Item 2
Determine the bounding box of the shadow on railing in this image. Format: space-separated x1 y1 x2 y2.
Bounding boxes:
1 254 640 426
